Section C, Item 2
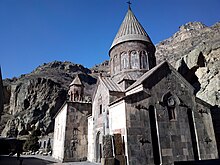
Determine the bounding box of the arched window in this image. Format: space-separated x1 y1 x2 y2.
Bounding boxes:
140 51 148 69
131 50 139 69
121 52 129 69
114 54 120 73
161 91 179 121
98 95 102 115
167 96 176 120
110 59 114 74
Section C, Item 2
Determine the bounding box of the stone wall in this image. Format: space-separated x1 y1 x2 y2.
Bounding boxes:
52 103 67 161
194 98 218 159
63 102 91 162
91 78 111 162
124 66 218 165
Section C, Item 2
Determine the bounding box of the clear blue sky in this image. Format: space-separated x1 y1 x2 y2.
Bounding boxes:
0 0 220 78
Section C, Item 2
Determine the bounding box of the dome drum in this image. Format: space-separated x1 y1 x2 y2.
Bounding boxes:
110 41 156 78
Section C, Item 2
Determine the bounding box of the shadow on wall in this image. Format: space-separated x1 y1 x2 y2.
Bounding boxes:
177 57 202 93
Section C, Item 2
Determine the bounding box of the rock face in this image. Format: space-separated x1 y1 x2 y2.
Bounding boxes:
156 22 220 106
1 61 96 137
1 21 220 137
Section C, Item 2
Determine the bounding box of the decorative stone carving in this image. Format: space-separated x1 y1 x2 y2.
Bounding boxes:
102 135 113 158
167 96 176 107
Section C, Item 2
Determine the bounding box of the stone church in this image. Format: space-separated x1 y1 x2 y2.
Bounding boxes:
53 6 219 165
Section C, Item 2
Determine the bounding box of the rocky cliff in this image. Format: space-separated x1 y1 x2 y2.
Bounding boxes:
1 21 220 137
155 22 220 106
1 61 96 137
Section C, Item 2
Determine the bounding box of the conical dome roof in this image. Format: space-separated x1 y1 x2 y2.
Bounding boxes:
69 74 84 87
110 8 153 50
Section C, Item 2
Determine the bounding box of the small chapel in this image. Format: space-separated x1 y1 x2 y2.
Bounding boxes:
53 5 219 165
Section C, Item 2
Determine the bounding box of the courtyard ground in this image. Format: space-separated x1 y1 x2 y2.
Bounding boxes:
0 155 101 165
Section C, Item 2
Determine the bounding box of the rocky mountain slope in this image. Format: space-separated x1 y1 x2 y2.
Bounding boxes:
1 61 96 137
1 21 220 137
155 22 220 106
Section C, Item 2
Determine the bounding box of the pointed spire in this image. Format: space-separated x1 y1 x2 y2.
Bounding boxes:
69 74 84 87
110 6 153 50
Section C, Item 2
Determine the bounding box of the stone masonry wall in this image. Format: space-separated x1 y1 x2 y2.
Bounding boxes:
195 100 218 159
63 102 91 162
124 66 218 165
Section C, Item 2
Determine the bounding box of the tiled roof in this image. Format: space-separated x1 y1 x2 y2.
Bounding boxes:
101 77 123 92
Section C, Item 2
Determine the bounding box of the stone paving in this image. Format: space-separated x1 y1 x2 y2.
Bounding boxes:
0 155 101 165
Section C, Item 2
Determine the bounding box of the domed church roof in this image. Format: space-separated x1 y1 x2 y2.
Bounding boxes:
110 7 153 50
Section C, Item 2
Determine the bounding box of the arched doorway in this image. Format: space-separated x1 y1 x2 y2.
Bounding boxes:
95 131 102 162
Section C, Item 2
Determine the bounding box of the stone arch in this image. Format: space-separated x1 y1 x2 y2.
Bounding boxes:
95 131 102 162
120 51 129 70
110 59 114 74
161 91 180 106
130 50 139 69
140 50 148 69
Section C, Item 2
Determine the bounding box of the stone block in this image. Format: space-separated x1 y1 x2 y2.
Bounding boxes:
162 148 173 157
113 134 124 155
181 135 187 142
101 158 115 165
183 148 189 156
103 135 113 158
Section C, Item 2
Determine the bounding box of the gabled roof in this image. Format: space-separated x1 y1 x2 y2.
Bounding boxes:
69 74 84 86
110 7 153 50
101 76 123 92
91 76 123 102
126 61 195 92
